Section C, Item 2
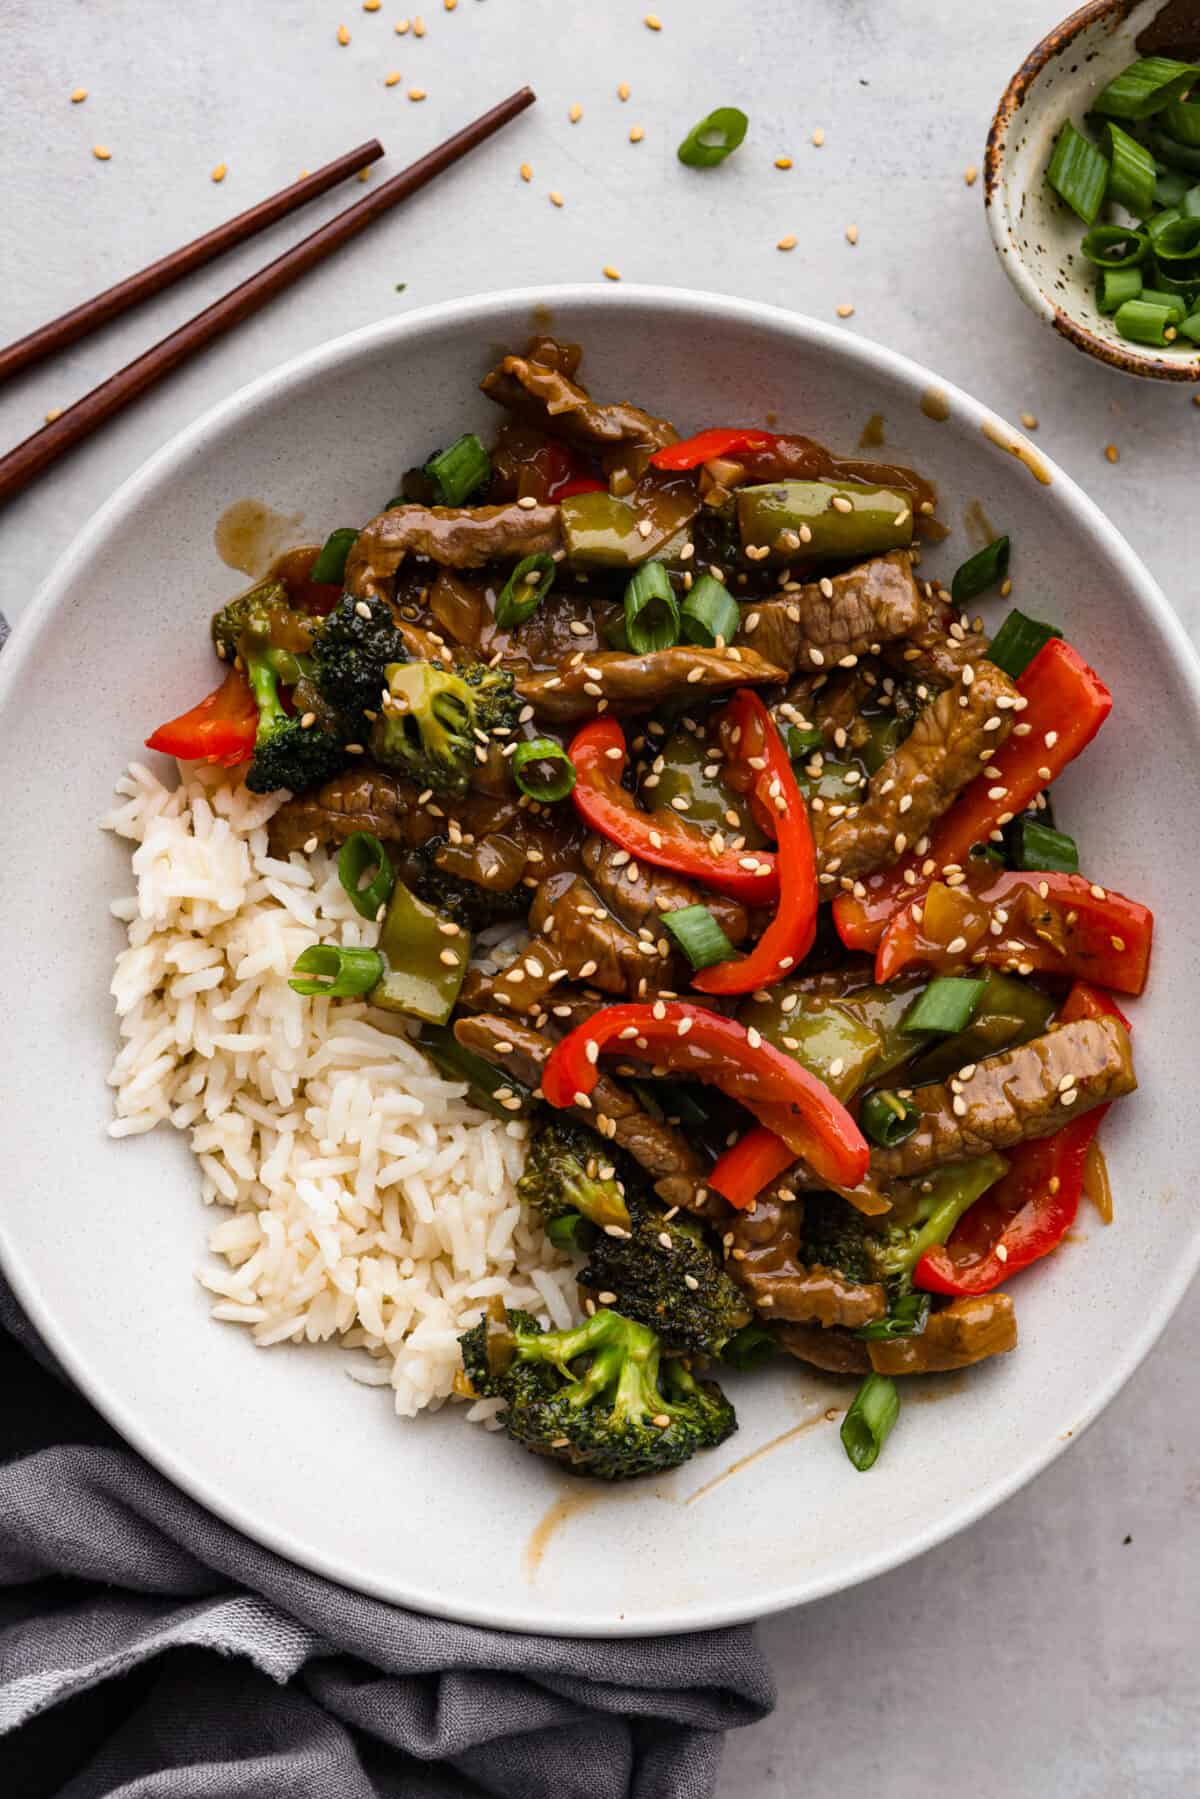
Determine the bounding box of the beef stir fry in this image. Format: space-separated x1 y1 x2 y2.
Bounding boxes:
148 338 1153 1482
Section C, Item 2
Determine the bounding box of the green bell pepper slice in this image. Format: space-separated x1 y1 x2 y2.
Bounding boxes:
736 991 882 1102
903 971 1056 1084
735 480 915 564
371 880 470 1024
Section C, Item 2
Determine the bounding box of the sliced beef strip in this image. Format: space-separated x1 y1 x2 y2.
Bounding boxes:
453 1014 714 1213
871 1016 1136 1180
868 1293 1017 1374
480 339 677 458
811 658 1018 882
516 644 785 725
776 1321 871 1375
528 875 677 999
581 835 749 944
734 551 922 676
724 1189 887 1327
344 502 560 596
885 587 991 684
776 667 881 752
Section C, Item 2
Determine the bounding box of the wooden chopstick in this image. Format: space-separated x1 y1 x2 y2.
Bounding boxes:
0 140 386 387
0 87 536 509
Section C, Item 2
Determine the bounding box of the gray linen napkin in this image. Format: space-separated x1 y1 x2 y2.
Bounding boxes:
0 1275 774 1798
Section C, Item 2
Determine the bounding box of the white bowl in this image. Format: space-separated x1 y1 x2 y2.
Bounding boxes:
986 0 1200 382
1 286 1197 1636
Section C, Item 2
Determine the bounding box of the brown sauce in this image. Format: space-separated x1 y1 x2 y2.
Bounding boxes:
1083 1140 1113 1224
214 499 305 577
920 387 951 422
963 498 998 548
682 1411 830 1507
981 419 1052 487
523 1487 607 1579
859 412 886 449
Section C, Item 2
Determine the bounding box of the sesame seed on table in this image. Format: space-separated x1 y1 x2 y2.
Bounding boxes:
3 0 1199 1789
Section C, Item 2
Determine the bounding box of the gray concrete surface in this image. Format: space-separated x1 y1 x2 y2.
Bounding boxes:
3 3 1197 1793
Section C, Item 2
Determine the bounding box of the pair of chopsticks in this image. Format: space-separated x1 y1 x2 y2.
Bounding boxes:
0 87 536 507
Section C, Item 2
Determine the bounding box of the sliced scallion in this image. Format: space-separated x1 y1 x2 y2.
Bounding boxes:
1079 222 1149 268
1092 57 1200 122
950 534 1010 603
856 1291 931 1342
1150 126 1200 173
1114 297 1179 345
511 737 576 802
662 904 736 970
1102 123 1157 216
309 527 359 584
495 553 556 629
424 432 491 506
1137 285 1188 316
1151 213 1200 270
1179 309 1200 342
840 1373 900 1471
1006 816 1079 874
1154 166 1192 207
860 1089 922 1148
1184 184 1200 218
904 977 986 1036
986 609 1061 680
1046 120 1108 224
679 574 740 646
416 1023 532 1119
721 1322 779 1371
1165 99 1200 147
624 560 680 653
337 832 395 920
1097 266 1143 313
677 106 749 168
787 724 825 757
288 943 384 998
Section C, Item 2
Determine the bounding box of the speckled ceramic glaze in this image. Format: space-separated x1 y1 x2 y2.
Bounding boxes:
1 288 1198 1636
987 0 1200 380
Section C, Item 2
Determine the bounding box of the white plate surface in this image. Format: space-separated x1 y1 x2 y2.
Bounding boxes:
1 286 1197 1635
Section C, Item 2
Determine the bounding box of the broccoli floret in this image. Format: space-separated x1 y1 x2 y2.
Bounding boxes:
211 580 315 666
242 653 348 795
802 1154 1008 1287
459 1306 736 1481
209 580 347 795
517 1117 632 1231
580 1192 751 1357
369 659 520 796
310 592 409 723
409 837 531 932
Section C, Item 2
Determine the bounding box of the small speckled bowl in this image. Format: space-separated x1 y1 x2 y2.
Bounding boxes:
986 0 1200 381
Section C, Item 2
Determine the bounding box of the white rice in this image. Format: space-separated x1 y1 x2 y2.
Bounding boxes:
103 759 577 1420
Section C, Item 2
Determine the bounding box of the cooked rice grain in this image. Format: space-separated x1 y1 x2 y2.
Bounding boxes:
104 761 576 1418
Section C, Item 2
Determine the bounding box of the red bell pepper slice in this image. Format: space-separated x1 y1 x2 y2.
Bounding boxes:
693 690 818 995
540 1001 869 1192
709 1124 797 1210
568 716 779 905
145 666 258 766
544 441 607 500
915 981 1128 1295
833 638 1113 953
874 868 1153 995
649 427 780 471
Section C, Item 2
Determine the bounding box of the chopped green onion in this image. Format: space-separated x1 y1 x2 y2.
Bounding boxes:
1146 204 1184 242
679 574 740 646
1165 99 1200 147
546 1211 596 1253
1101 124 1157 216
856 1291 931 1342
495 553 556 629
511 737 576 802
904 977 986 1036
416 1023 533 1119
950 534 1010 604
663 904 736 970
1046 120 1108 224
1092 57 1200 121
1114 298 1179 345
722 1322 779 1371
677 106 749 168
840 1373 900 1471
1179 310 1200 342
986 609 1061 680
337 832 395 920
1006 817 1080 874
1151 214 1200 269
288 943 384 998
1080 223 1149 267
624 560 680 653
1137 285 1189 316
1154 166 1192 207
424 433 491 506
309 528 359 584
787 724 825 757
1150 126 1200 172
1097 266 1143 313
1184 184 1200 218
860 1090 922 1148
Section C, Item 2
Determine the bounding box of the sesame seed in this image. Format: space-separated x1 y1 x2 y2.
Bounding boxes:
777 234 798 252
575 1090 593 1109
952 1095 968 1116
299 711 316 729
845 223 859 245
644 12 662 28
1105 443 1120 464
1060 1087 1079 1106
519 161 532 183
584 1041 599 1064
830 495 853 513
569 102 583 122
836 303 855 319
71 87 88 103
337 24 351 44
1091 884 1106 900
408 86 427 100
964 164 978 186
210 162 228 183
603 264 621 281
676 1017 693 1038
775 154 793 169
438 949 459 967
549 189 564 207
812 127 825 146
629 125 645 143
746 1025 763 1049
44 407 64 423
413 15 426 34
618 81 631 100
1111 935 1125 951
385 69 402 85
92 144 112 160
